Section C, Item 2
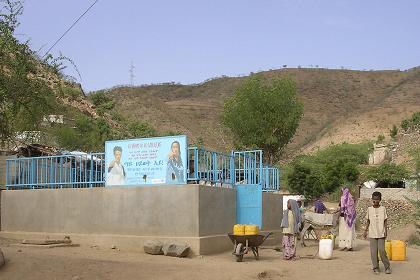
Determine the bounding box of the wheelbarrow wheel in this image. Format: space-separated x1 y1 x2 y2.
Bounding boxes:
235 243 244 262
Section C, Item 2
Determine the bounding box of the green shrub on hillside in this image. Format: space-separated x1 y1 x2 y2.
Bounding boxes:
390 124 398 140
286 142 371 199
54 116 112 151
89 90 115 114
401 112 420 132
128 121 156 138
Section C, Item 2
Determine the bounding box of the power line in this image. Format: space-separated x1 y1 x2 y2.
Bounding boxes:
42 0 99 58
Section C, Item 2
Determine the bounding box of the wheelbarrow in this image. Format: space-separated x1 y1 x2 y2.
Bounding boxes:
228 232 272 262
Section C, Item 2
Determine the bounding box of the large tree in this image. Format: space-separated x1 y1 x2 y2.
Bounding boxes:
222 76 303 162
0 0 57 145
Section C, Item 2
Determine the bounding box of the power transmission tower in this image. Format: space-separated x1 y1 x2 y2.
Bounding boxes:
129 61 135 86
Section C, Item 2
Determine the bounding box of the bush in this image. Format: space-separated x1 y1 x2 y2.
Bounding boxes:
89 90 115 113
390 125 398 140
401 112 420 132
54 116 112 151
286 143 370 199
362 163 410 188
128 121 156 138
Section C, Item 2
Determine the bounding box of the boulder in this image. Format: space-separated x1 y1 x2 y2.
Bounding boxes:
162 243 190 258
143 240 164 255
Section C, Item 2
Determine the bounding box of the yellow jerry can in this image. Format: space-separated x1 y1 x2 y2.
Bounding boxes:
391 240 406 261
233 224 245 235
244 225 259 235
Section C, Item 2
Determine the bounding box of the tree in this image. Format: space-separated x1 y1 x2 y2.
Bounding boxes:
0 0 57 145
221 76 303 162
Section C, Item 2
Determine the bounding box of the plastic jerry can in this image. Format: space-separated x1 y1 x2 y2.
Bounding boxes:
391 240 406 261
318 238 333 260
244 225 259 235
233 224 245 235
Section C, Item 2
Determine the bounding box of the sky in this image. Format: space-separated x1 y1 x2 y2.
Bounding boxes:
15 0 420 92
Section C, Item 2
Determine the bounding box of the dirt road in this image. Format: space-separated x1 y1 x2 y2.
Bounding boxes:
0 238 419 280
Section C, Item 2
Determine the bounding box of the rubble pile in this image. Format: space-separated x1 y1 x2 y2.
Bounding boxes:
356 199 417 231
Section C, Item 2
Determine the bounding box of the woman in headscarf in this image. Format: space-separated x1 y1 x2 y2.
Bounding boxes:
338 187 357 251
281 199 302 260
166 141 184 183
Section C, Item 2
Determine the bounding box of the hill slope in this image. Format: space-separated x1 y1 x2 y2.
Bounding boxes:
104 67 420 158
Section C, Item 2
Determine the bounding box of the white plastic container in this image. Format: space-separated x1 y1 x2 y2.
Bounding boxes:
318 239 333 260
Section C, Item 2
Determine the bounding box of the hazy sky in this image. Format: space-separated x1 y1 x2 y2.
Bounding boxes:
16 0 420 92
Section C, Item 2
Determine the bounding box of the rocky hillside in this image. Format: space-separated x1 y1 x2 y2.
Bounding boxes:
103 67 420 158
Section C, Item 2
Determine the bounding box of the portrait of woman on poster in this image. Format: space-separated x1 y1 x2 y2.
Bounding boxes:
166 141 184 184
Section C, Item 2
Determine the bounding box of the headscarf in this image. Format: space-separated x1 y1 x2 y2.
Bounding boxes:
314 198 326 214
340 187 356 228
281 199 302 234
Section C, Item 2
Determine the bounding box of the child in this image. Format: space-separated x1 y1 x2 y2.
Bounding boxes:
363 191 391 274
281 199 302 260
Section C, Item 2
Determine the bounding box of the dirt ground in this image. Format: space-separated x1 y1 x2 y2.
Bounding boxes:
0 237 419 280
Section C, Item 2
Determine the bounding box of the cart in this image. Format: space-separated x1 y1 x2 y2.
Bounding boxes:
228 232 272 262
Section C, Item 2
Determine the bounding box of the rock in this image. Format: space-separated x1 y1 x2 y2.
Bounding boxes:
0 249 5 268
162 243 190 258
111 245 117 249
17 249 22 253
143 240 163 255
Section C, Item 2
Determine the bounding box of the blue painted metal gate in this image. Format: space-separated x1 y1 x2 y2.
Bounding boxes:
234 150 263 227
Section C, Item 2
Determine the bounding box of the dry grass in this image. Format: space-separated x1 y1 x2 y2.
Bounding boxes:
106 68 420 159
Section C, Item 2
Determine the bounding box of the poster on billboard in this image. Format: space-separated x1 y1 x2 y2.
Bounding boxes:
105 135 188 187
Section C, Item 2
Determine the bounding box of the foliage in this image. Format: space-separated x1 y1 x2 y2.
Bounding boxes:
221 76 303 162
127 121 156 138
54 115 111 151
401 112 420 132
0 0 57 145
61 86 82 101
362 163 410 187
376 134 385 144
390 124 398 140
286 142 371 199
88 90 115 115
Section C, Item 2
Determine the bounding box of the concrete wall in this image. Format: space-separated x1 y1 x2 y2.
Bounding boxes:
360 187 420 201
1 185 199 236
0 185 237 254
262 192 282 231
198 186 236 236
261 192 283 246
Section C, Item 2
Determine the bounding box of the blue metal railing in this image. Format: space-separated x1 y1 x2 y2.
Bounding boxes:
6 153 105 190
233 150 263 185
5 148 279 191
262 165 280 192
187 147 234 187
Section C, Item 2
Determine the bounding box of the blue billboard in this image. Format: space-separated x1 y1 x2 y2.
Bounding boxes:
105 135 188 187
